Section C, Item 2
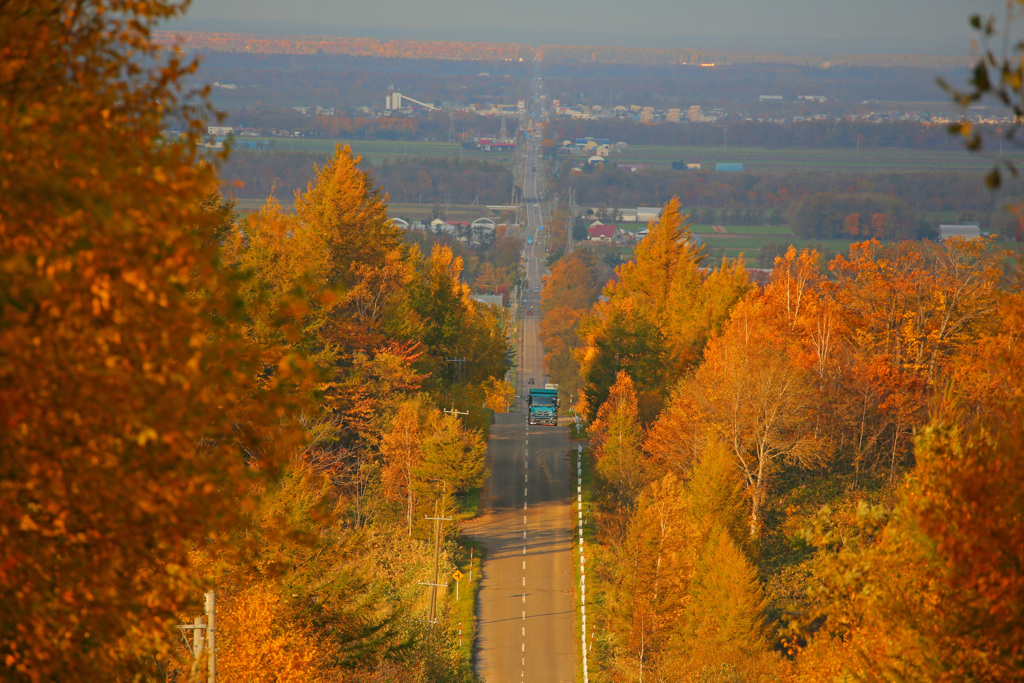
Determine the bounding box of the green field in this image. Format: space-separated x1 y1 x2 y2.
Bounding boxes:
242 137 514 165
612 144 1022 173
579 224 860 264
690 223 793 235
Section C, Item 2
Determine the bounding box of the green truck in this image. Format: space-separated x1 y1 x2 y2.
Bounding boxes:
527 385 559 426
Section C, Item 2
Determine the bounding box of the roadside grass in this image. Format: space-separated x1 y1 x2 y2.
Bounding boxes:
457 489 481 521
449 537 485 667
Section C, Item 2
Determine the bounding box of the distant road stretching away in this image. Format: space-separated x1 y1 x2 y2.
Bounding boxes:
466 100 576 682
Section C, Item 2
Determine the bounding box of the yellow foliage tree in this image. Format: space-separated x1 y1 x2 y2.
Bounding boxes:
794 291 1024 682
590 370 652 506
381 399 427 536
0 2 301 680
216 583 325 683
598 473 698 683
483 376 515 413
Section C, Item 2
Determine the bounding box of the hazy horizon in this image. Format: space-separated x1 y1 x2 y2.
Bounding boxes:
174 0 1010 56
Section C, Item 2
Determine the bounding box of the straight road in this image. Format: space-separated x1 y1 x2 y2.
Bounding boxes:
467 82 577 683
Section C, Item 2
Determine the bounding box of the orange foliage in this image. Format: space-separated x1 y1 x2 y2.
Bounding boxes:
216 583 325 683
0 2 302 680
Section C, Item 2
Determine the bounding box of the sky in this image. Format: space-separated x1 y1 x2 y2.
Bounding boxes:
176 0 1012 54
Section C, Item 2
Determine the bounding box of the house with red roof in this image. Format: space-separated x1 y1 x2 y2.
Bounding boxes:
588 221 620 242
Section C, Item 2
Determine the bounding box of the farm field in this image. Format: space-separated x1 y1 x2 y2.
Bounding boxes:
610 144 1022 173
240 137 515 165
579 224 856 264
688 223 793 235
617 222 796 239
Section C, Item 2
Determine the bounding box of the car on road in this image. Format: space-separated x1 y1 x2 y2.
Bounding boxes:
528 377 535 385
533 287 540 293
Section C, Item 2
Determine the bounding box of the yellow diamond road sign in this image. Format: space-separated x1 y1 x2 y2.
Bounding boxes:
453 569 463 581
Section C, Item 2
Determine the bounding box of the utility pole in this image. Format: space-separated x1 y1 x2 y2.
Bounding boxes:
444 357 467 387
205 591 216 683
424 495 453 624
177 591 216 683
181 615 205 682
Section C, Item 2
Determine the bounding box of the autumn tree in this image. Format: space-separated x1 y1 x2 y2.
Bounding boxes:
796 397 1024 681
577 198 703 421
685 438 749 547
672 527 777 679
412 243 509 399
590 371 651 507
577 200 753 422
598 474 697 683
539 250 610 401
693 292 823 540
482 376 515 413
643 383 706 476
216 582 325 683
577 298 668 422
829 238 1005 480
607 197 703 322
417 411 488 518
381 399 427 536
0 2 303 679
185 462 430 680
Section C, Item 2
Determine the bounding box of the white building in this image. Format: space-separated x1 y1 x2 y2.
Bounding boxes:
637 206 662 223
939 224 981 241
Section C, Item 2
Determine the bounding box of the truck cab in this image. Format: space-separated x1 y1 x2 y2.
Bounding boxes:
527 385 560 426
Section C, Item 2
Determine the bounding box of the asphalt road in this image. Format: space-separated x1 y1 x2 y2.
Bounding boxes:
466 87 577 682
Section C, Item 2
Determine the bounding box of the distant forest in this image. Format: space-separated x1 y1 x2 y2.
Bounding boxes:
549 119 969 149
542 63 959 107
552 166 1023 240
163 31 970 70
219 151 514 205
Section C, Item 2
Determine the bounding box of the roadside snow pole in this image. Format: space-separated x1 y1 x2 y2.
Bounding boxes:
577 445 588 683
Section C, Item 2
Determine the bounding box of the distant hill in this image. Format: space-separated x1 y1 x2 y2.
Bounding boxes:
158 31 972 70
